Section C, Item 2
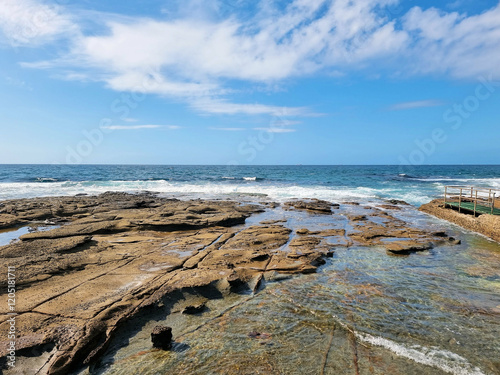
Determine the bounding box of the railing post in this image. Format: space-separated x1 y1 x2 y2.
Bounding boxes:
474 190 477 216
459 188 462 213
471 186 473 198
492 193 496 215
444 186 447 205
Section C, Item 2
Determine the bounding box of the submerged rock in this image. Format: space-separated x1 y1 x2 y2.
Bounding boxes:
151 326 173 350
248 331 271 340
182 303 206 315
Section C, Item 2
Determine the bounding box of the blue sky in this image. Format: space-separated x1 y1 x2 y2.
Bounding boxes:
0 0 499 165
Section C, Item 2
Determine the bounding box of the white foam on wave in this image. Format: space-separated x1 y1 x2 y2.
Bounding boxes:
0 180 434 205
354 331 485 375
414 177 500 188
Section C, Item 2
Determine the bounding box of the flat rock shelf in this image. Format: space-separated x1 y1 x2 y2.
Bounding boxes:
0 193 496 375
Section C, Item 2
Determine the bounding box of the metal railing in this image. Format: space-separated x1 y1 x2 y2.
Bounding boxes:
444 186 499 215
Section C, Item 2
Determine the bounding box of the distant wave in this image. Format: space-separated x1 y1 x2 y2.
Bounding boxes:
413 177 500 187
398 173 416 179
0 179 434 206
394 174 500 189
35 177 60 182
221 176 261 181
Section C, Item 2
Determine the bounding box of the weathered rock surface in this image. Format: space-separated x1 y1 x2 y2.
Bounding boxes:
420 199 500 243
344 205 458 254
0 194 461 374
0 194 338 374
284 199 338 214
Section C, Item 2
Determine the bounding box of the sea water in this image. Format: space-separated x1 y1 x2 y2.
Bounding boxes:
0 164 499 205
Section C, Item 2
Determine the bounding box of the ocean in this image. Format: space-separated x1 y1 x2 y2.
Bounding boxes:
0 164 499 204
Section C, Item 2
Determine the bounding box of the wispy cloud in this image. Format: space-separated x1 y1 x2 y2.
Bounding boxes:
101 125 179 130
209 127 246 131
12 0 500 116
388 100 445 111
191 98 309 116
0 0 76 46
5 76 32 90
253 127 296 133
272 120 302 126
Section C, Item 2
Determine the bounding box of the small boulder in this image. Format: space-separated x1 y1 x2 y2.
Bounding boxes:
182 303 206 315
151 325 173 350
387 199 410 205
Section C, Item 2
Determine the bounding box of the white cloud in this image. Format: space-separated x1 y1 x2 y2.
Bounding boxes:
0 0 76 46
191 98 309 116
253 127 296 133
389 100 445 110
209 127 246 131
272 120 302 126
16 0 500 115
101 125 179 130
403 5 500 79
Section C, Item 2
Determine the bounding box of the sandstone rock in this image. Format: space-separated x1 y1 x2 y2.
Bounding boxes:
284 199 335 214
377 204 401 210
385 241 434 254
296 228 310 235
182 302 207 314
348 214 367 221
0 193 464 374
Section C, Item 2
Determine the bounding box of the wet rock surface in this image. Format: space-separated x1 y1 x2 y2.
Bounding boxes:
284 198 338 214
0 193 460 374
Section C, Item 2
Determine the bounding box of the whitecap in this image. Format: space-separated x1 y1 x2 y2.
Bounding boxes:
354 330 485 375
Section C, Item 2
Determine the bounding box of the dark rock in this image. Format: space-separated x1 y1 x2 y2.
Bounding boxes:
182 303 206 315
248 331 271 340
432 231 448 237
151 326 173 350
387 199 410 205
350 215 367 221
249 253 269 261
